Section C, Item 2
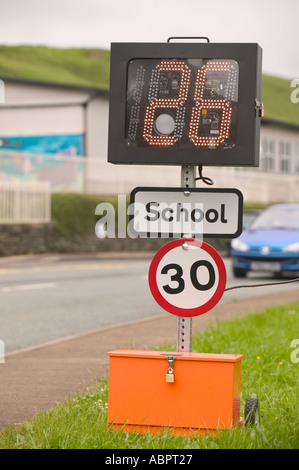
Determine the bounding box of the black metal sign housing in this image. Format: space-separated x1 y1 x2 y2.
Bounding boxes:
108 42 262 166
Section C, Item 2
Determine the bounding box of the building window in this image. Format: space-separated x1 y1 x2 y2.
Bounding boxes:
279 141 291 174
261 138 275 172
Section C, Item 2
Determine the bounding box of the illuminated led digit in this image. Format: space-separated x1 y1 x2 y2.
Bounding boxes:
189 61 234 147
143 61 191 146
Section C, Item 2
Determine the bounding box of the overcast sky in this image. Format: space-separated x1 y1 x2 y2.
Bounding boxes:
0 0 298 79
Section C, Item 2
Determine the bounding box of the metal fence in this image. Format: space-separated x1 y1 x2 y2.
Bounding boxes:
0 181 51 223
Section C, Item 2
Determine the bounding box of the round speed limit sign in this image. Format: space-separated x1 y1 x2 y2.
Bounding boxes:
148 239 226 317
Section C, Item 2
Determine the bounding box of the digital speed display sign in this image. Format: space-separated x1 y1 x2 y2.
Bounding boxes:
108 42 262 166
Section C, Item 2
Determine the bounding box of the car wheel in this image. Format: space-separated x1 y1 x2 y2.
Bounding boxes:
274 272 284 279
233 268 247 278
244 398 260 426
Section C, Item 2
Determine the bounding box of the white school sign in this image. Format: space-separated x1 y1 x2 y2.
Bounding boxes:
130 187 243 239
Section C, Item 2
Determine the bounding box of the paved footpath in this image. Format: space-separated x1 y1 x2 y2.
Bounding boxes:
1 287 299 431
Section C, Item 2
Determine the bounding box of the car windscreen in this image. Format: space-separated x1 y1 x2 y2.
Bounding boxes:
250 207 299 230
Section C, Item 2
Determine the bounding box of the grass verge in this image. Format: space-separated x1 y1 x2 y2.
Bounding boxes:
0 301 298 449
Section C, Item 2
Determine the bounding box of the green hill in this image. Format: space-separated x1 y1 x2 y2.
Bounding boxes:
0 45 298 126
0 45 110 89
261 74 298 126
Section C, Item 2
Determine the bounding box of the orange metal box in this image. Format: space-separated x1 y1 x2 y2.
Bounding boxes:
107 349 243 434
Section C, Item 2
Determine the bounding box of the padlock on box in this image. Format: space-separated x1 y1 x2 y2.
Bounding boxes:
166 369 175 383
165 354 176 383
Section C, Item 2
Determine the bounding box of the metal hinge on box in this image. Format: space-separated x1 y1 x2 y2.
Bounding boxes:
161 353 182 384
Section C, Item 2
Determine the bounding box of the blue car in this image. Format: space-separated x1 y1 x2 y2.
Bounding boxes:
230 204 299 278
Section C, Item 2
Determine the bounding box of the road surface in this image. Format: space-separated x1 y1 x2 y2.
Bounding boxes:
0 252 298 353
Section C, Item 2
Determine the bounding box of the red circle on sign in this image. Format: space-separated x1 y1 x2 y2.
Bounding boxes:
148 239 226 317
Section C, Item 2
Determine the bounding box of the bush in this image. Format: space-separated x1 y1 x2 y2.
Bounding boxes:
51 193 120 238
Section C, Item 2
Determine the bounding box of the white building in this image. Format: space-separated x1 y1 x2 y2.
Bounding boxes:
0 78 109 157
0 78 298 204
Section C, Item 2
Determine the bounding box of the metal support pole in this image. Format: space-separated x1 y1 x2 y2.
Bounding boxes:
177 165 196 353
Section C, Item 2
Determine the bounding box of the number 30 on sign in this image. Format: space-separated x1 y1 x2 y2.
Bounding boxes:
148 239 226 317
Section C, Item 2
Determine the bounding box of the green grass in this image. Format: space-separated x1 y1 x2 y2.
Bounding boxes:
0 46 298 125
0 301 298 449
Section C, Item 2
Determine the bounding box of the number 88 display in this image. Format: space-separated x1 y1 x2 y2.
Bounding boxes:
142 59 237 148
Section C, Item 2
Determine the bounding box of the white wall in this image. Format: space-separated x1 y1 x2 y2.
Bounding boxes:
0 81 110 157
1 80 299 205
85 159 299 204
86 95 109 157
0 105 84 136
4 81 91 106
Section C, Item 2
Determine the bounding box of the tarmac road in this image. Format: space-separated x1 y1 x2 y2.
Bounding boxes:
1 252 298 354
